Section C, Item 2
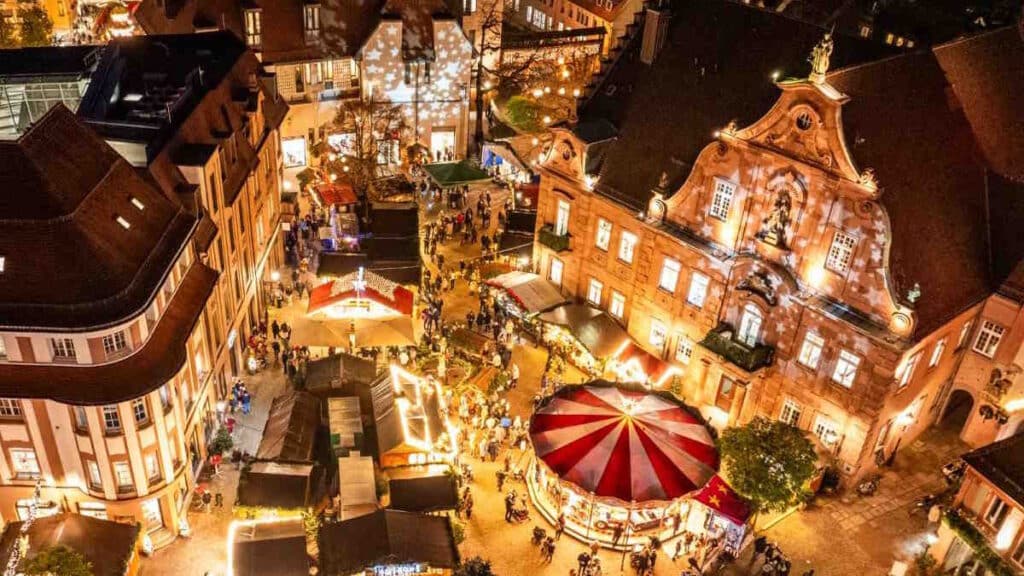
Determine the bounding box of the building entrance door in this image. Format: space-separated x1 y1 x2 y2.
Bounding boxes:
142 498 164 532
430 129 456 163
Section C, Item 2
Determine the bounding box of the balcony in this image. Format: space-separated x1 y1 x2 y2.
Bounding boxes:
538 224 571 252
699 323 775 373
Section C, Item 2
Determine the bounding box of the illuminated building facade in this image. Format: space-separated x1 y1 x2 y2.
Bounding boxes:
0 32 286 544
533 1 1024 480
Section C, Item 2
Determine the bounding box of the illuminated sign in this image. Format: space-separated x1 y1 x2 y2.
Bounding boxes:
371 563 424 576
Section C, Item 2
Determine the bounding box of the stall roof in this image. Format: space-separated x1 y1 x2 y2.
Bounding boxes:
616 341 679 386
256 390 321 462
317 251 421 285
304 353 378 396
422 160 491 187
328 396 364 450
692 475 750 526
539 304 629 358
317 510 459 575
338 454 378 520
387 467 459 513
316 182 358 205
0 513 139 576
231 519 309 576
237 462 321 509
486 271 570 314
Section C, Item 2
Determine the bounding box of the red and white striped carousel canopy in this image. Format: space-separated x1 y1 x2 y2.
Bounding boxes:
530 383 719 503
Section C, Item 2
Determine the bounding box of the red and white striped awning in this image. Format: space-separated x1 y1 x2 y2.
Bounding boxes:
530 383 719 503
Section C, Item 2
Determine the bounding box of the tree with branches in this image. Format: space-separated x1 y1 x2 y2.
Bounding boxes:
0 11 17 48
311 97 408 199
21 545 93 576
17 4 53 47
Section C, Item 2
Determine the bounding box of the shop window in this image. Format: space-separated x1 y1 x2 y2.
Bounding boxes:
609 291 625 319
0 398 21 418
649 319 667 351
617 231 637 264
779 399 801 427
587 278 602 306
9 449 40 479
686 272 709 308
282 137 307 168
929 338 946 368
658 258 681 293
831 349 860 388
797 332 824 370
709 178 735 221
595 218 611 251
973 321 1005 358
674 336 693 365
549 258 564 286
737 303 762 347
825 230 857 274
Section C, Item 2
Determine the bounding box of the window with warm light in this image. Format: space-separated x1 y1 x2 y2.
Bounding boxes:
973 321 1005 358
145 453 161 483
798 332 824 370
304 4 321 41
549 258 563 286
73 406 88 431
555 199 570 236
813 414 839 444
115 215 131 229
87 460 102 487
896 352 920 389
618 231 637 264
986 497 1009 530
658 258 681 293
609 291 625 319
244 10 262 46
130 196 145 211
737 303 762 347
113 461 133 491
825 230 857 274
10 449 40 479
780 399 802 427
595 218 612 251
929 338 946 368
831 350 860 388
675 336 693 365
709 178 735 221
649 319 667 350
587 278 603 306
686 272 709 308
957 320 972 349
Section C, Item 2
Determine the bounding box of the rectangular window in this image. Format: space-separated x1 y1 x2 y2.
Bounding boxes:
0 399 21 418
658 258 681 293
813 414 839 444
102 331 128 357
10 449 40 478
826 231 857 274
159 385 171 409
73 406 88 431
649 319 667 350
87 460 102 487
1013 539 1024 565
797 332 824 370
587 278 603 306
463 0 476 12
304 4 320 41
145 453 161 483
78 502 107 520
617 231 637 264
686 272 710 308
709 178 735 221
554 200 570 236
609 291 625 319
244 10 262 47
282 137 307 168
50 338 76 360
986 497 1009 530
831 349 860 388
957 321 972 350
897 352 920 389
113 461 133 491
780 399 802 427
716 376 735 411
973 321 1005 358
928 338 946 368
595 218 612 251
675 336 693 365
132 398 149 425
102 405 121 433
549 258 563 286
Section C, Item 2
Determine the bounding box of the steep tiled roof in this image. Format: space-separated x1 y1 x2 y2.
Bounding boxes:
0 105 197 330
962 433 1024 505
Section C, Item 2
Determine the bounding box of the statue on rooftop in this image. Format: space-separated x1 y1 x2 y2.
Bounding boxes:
809 33 834 81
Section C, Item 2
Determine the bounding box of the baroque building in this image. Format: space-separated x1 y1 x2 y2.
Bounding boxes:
0 32 286 543
533 0 1024 479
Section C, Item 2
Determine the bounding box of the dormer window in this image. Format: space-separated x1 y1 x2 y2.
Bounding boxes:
304 4 321 43
115 215 131 229
130 196 145 211
244 9 262 47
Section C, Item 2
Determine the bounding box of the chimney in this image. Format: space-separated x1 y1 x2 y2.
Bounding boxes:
639 3 671 65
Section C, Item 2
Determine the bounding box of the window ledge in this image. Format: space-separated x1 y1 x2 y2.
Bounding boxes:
104 429 124 437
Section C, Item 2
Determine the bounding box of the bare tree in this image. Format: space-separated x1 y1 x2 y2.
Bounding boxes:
312 97 409 199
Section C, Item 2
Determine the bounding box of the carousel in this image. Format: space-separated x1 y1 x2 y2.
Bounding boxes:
527 381 748 550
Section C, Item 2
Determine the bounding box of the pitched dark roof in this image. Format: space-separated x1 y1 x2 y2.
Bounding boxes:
256 390 322 461
578 0 895 207
303 352 379 393
962 433 1024 504
317 510 459 575
0 105 199 331
381 0 454 60
829 52 993 334
0 513 139 576
387 468 459 512
237 461 323 509
231 518 310 576
0 263 218 404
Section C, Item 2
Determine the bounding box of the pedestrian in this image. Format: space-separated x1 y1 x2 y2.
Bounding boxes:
510 362 520 388
201 490 212 512
543 536 555 563
555 512 565 540
464 493 474 519
214 492 224 509
496 469 505 491
577 551 590 573
612 524 624 547
673 539 683 561
271 320 280 339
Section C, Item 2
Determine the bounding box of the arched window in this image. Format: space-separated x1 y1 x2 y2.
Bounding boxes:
738 303 763 347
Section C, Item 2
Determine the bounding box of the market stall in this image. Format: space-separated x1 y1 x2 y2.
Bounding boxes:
610 341 683 389
538 304 630 377
485 271 570 318
528 381 721 549
690 474 751 555
317 510 459 576
375 366 459 468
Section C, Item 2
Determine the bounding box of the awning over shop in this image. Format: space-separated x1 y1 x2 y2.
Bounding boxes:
539 304 629 359
315 182 358 206
486 271 570 314
422 160 491 188
307 269 415 318
317 510 459 575
614 341 682 388
692 474 751 526
256 390 321 462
